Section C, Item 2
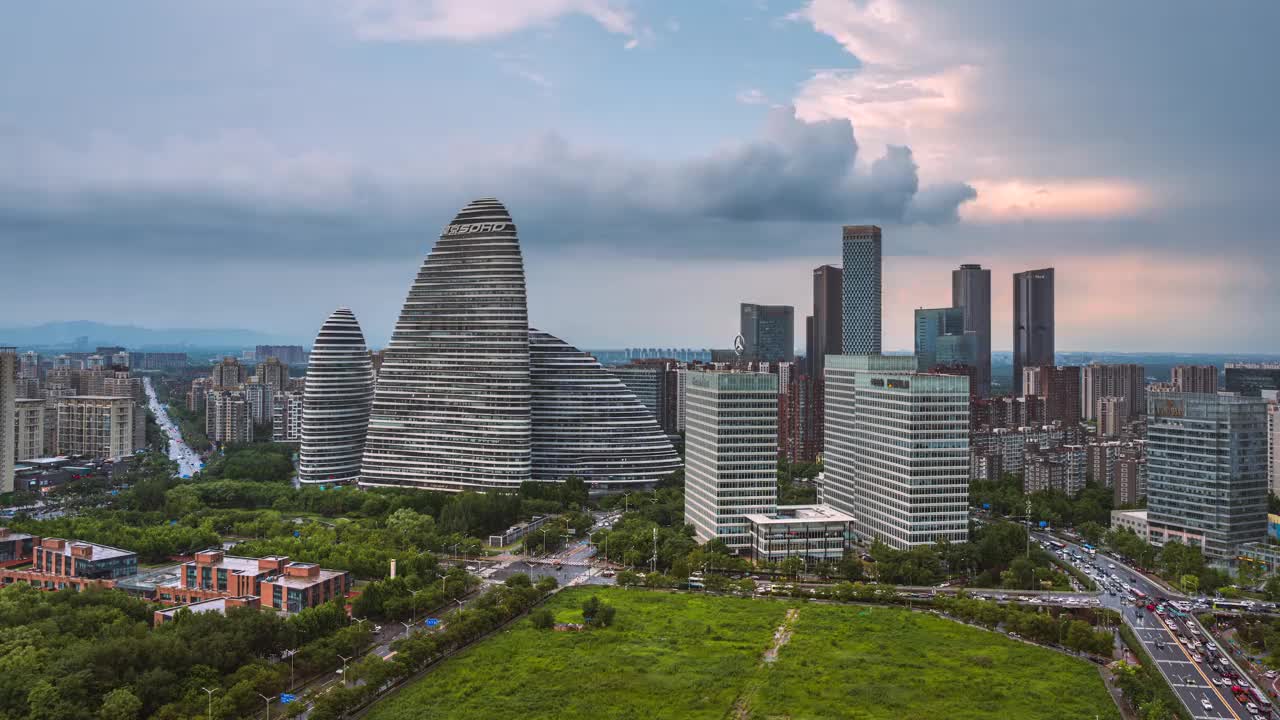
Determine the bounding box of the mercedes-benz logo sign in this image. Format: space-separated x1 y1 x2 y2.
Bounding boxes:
733 334 745 357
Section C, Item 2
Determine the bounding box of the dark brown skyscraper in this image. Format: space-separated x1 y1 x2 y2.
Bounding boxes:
812 265 843 378
952 264 991 397
1013 268 1055 397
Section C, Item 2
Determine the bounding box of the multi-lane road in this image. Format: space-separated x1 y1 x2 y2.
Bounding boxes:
143 377 203 477
1041 534 1272 720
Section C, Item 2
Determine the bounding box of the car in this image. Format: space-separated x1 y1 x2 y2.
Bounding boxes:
1247 702 1259 714
1266 670 1278 679
1201 697 1214 711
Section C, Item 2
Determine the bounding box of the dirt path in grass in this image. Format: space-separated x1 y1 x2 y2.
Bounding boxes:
730 608 800 719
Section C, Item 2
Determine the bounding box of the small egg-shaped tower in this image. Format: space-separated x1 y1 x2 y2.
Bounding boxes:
299 307 373 484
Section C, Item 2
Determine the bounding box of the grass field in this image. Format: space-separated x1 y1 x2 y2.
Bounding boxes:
365 587 1120 720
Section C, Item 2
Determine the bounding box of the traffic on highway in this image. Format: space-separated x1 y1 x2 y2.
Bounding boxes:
1041 533 1275 720
143 377 203 477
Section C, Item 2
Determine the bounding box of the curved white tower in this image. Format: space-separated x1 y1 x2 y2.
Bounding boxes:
299 307 374 484
530 330 681 488
361 198 532 492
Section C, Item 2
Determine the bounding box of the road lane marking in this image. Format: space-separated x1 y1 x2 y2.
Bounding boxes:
1159 614 1240 720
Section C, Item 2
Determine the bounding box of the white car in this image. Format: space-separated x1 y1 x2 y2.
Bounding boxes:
1200 697 1213 711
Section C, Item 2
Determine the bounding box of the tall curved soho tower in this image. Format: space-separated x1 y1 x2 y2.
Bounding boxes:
361 198 532 492
361 197 680 493
299 307 374 484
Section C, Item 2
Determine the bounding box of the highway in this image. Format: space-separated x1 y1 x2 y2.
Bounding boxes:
143 377 203 477
1041 533 1272 720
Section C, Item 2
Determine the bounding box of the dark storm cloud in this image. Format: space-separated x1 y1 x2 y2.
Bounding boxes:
0 107 974 263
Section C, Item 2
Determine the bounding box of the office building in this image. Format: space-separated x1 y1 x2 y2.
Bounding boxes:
823 354 916 526
1012 268 1054 397
362 199 531 492
0 349 13 493
1268 396 1280 496
55 396 137 460
1111 510 1149 539
15 398 45 462
914 306 968 370
811 265 843 381
1146 392 1268 558
744 505 855 564
683 371 778 551
529 331 680 487
363 198 687 493
841 225 882 354
299 307 374 485
206 390 252 446
824 354 969 547
33 538 137 581
210 357 247 388
607 367 663 424
174 550 350 614
0 528 34 563
851 364 970 548
255 356 289 390
1083 363 1145 422
952 264 992 397
740 303 795 363
255 345 307 366
1225 363 1280 397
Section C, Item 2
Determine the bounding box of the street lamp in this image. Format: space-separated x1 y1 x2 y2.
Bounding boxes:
282 649 297 689
201 687 218 720
455 597 464 618
337 654 352 686
540 527 551 556
622 491 632 514
257 693 275 720
400 620 413 639
411 588 423 624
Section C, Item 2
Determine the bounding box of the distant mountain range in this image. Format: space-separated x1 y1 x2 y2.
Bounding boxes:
0 321 293 350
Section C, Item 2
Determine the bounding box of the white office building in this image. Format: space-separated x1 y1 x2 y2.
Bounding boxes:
825 354 969 549
683 371 778 551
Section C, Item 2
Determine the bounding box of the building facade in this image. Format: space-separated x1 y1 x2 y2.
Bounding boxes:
1012 268 1055 397
740 303 795 362
952 263 992 397
841 225 882 355
683 372 778 551
210 357 247 388
851 366 970 548
913 306 967 371
206 390 252 446
299 307 374 485
744 505 855 564
361 198 532 492
1225 363 1280 397
254 357 289 390
1172 365 1217 394
255 345 307 366
1146 392 1268 558
528 331 681 488
272 390 304 443
14 398 45 462
55 397 136 460
0 349 14 493
1083 363 1145 422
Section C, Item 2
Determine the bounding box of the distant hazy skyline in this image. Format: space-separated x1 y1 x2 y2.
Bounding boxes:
2 2 1277 352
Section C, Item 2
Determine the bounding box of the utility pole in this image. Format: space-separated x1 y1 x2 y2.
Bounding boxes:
1025 498 1032 560
338 654 352 686
282 649 296 689
257 693 275 720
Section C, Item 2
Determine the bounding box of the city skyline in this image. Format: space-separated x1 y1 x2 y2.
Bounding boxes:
2 2 1277 353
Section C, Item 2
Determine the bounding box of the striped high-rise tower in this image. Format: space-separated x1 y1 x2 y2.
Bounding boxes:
298 307 374 484
361 198 532 491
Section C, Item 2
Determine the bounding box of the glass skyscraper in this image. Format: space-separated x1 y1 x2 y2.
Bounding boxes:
1146 392 1269 558
952 264 992 397
739 303 794 362
1012 268 1055 397
841 225 881 355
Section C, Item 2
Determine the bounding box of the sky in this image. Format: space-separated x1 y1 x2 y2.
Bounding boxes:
1 1 1277 352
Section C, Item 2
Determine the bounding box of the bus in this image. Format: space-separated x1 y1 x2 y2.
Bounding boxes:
1249 687 1272 712
1133 589 1148 601
1213 599 1254 612
1050 541 1066 551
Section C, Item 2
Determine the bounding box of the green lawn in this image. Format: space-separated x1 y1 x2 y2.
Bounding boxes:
365 588 1119 720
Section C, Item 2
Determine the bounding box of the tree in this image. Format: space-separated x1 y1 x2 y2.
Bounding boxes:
530 609 555 629
1077 520 1105 546
99 688 143 720
837 552 864 581
1264 575 1280 602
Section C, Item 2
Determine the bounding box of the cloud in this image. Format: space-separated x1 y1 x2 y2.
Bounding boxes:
736 88 768 105
346 0 638 45
0 106 975 262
